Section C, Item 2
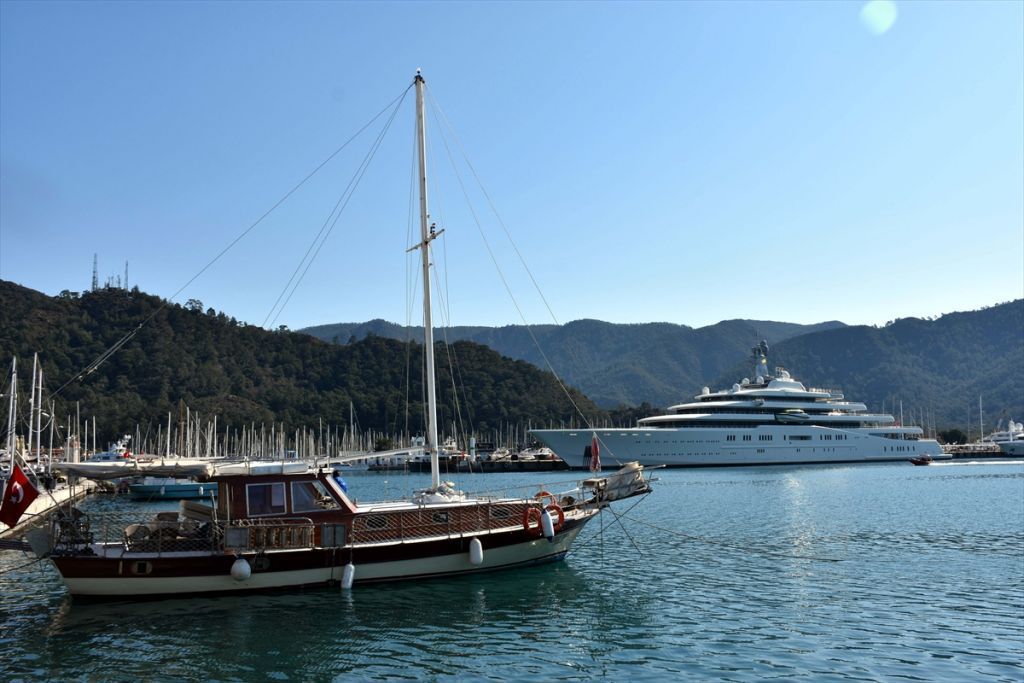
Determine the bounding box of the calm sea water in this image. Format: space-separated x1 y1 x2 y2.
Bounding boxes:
1 462 1022 682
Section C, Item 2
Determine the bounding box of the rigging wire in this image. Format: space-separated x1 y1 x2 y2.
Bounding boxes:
265 87 412 328
430 260 472 455
424 89 600 438
0 556 45 576
427 89 562 326
619 512 845 563
50 85 413 399
395 110 420 444
424 118 476 454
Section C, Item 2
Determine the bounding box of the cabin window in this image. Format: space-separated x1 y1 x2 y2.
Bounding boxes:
291 481 339 513
490 507 512 520
431 511 450 524
247 482 287 516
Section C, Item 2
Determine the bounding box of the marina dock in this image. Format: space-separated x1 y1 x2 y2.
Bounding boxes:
0 480 94 540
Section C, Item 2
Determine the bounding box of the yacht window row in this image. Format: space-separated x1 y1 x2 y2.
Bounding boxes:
650 420 869 429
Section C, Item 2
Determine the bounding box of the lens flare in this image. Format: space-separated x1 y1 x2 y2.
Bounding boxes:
860 0 898 35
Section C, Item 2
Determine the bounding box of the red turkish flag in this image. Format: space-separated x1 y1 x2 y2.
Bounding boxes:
0 464 39 528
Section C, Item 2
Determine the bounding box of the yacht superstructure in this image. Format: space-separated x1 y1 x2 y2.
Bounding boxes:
532 341 947 467
983 420 1024 456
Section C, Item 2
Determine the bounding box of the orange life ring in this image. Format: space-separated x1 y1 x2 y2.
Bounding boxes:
534 490 557 507
545 503 565 532
522 507 543 537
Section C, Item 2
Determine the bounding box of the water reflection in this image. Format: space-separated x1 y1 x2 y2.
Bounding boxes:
2 464 1022 681
37 561 663 680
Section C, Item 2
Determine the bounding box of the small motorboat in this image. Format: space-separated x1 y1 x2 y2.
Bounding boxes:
909 455 933 466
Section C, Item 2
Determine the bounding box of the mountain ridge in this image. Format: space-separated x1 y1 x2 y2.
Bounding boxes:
301 318 848 407
302 302 1024 427
0 280 601 444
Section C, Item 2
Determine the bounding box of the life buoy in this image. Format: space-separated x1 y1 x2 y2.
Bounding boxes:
523 507 543 537
534 490 557 507
545 503 565 532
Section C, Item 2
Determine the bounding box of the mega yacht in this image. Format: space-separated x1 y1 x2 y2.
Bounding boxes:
531 341 947 468
983 420 1024 456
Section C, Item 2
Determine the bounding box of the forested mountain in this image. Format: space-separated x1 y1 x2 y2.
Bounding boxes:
0 281 600 445
4 279 1017 443
734 300 1024 429
301 318 847 407
304 301 1024 431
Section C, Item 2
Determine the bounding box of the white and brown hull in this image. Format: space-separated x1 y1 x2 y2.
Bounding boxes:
51 519 588 598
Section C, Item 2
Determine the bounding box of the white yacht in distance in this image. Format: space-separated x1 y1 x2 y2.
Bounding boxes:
983 420 1024 456
531 341 948 468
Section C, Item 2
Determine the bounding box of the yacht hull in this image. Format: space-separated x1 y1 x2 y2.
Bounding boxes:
50 521 587 597
531 426 947 468
997 441 1024 457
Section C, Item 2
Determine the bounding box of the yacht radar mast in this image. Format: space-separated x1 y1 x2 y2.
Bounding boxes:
752 340 769 383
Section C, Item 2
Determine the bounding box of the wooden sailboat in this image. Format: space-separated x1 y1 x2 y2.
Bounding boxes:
37 72 653 598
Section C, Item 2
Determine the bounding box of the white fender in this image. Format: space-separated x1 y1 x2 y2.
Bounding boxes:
540 508 555 540
230 558 251 581
342 562 356 589
469 537 484 566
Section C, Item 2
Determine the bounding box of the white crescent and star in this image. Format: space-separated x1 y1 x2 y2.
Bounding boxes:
9 482 24 505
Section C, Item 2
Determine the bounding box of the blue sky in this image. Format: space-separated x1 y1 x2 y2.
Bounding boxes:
2 1 1021 330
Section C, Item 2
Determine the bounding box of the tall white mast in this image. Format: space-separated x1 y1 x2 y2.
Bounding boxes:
28 354 37 461
35 368 43 464
979 395 984 442
36 364 44 464
414 70 442 489
4 358 16 461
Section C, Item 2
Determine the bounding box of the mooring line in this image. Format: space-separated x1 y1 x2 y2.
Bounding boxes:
565 494 651 558
0 556 44 576
620 513 845 563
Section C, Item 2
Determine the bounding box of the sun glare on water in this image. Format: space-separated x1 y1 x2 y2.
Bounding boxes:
860 0 898 36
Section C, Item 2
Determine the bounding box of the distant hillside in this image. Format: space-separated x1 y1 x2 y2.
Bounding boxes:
716 300 1024 427
301 318 847 407
0 281 601 444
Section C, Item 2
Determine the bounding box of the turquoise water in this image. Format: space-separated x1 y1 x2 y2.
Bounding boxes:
1 462 1022 681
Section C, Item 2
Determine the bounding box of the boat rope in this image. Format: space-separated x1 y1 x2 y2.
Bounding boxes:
0 555 44 575
264 86 412 329
424 90 601 443
427 89 562 327
0 539 33 552
431 262 474 463
50 85 414 398
619 513 845 563
566 494 652 558
400 113 419 442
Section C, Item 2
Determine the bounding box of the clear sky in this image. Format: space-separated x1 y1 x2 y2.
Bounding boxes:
2 1 1021 331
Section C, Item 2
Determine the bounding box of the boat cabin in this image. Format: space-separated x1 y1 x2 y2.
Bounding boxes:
209 464 357 523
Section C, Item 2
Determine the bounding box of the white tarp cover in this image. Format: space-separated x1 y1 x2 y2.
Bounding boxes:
55 459 214 480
